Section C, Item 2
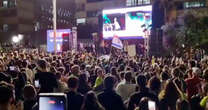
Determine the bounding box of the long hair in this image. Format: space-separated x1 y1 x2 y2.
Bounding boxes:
161 80 179 106
84 91 105 110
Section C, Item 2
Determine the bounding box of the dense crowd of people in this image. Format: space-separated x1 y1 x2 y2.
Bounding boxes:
0 48 208 110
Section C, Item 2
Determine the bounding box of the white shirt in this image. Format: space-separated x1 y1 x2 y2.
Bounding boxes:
116 80 137 101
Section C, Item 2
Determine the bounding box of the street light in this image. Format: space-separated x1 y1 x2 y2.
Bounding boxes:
12 36 20 43
12 34 24 43
18 34 23 40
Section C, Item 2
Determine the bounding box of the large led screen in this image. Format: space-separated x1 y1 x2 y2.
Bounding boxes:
102 5 152 39
47 29 71 52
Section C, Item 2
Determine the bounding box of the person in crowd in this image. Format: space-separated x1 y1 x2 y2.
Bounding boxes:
0 72 12 83
23 85 37 110
119 71 125 81
110 67 120 82
128 75 159 110
93 68 105 92
66 76 84 110
199 83 208 109
80 63 90 78
0 81 22 110
116 71 136 102
0 46 208 110
134 97 150 110
55 72 68 92
160 71 170 90
83 91 105 110
159 80 179 110
148 76 161 96
35 59 58 93
98 76 126 110
22 61 34 83
185 67 203 101
78 73 92 94
176 99 191 110
71 65 81 77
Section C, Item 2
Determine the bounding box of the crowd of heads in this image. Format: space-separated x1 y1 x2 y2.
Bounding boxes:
0 48 207 110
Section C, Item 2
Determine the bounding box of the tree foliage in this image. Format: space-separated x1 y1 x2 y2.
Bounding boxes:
163 10 208 52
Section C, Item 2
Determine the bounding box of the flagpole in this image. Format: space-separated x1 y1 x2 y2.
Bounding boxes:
53 0 57 53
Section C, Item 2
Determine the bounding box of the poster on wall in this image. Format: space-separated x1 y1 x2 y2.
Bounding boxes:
127 44 136 57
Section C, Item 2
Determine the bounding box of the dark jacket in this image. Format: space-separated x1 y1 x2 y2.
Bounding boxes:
128 87 159 110
24 100 36 110
66 91 84 110
35 72 58 93
98 89 126 110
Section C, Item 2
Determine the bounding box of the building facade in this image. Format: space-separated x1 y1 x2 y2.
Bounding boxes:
75 0 127 25
33 0 75 46
0 0 35 43
0 0 75 46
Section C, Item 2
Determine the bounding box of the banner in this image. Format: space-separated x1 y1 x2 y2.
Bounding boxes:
127 45 136 57
112 35 123 49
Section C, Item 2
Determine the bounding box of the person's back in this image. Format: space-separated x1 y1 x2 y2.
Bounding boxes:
24 100 36 110
67 91 84 110
185 67 202 100
116 71 136 101
66 76 84 110
35 71 57 93
35 60 58 93
23 85 37 110
84 91 105 110
128 75 159 110
0 81 22 110
98 76 126 110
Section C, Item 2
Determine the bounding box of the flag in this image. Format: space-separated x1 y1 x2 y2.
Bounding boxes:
112 35 123 49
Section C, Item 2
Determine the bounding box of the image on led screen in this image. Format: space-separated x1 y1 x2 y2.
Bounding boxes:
102 5 152 39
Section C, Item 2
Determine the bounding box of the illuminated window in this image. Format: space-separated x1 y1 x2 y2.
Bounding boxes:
126 0 150 6
77 18 86 24
3 24 8 32
3 0 8 8
87 11 98 17
184 1 206 8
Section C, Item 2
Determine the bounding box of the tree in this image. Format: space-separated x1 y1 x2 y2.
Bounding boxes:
162 10 208 54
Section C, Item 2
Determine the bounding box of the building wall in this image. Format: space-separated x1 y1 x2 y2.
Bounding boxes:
0 0 35 43
0 0 76 46
75 0 126 25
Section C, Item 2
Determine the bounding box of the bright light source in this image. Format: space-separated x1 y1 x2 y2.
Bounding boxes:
18 34 23 40
12 36 20 43
182 44 185 48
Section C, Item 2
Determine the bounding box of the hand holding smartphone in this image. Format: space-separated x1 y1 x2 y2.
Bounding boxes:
35 80 40 88
148 100 156 110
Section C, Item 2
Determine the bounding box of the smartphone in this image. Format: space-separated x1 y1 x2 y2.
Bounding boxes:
39 93 67 110
35 80 40 88
9 66 15 71
148 100 156 110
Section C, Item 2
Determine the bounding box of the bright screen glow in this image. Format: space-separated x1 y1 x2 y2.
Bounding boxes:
102 5 152 39
39 97 65 110
47 29 71 52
